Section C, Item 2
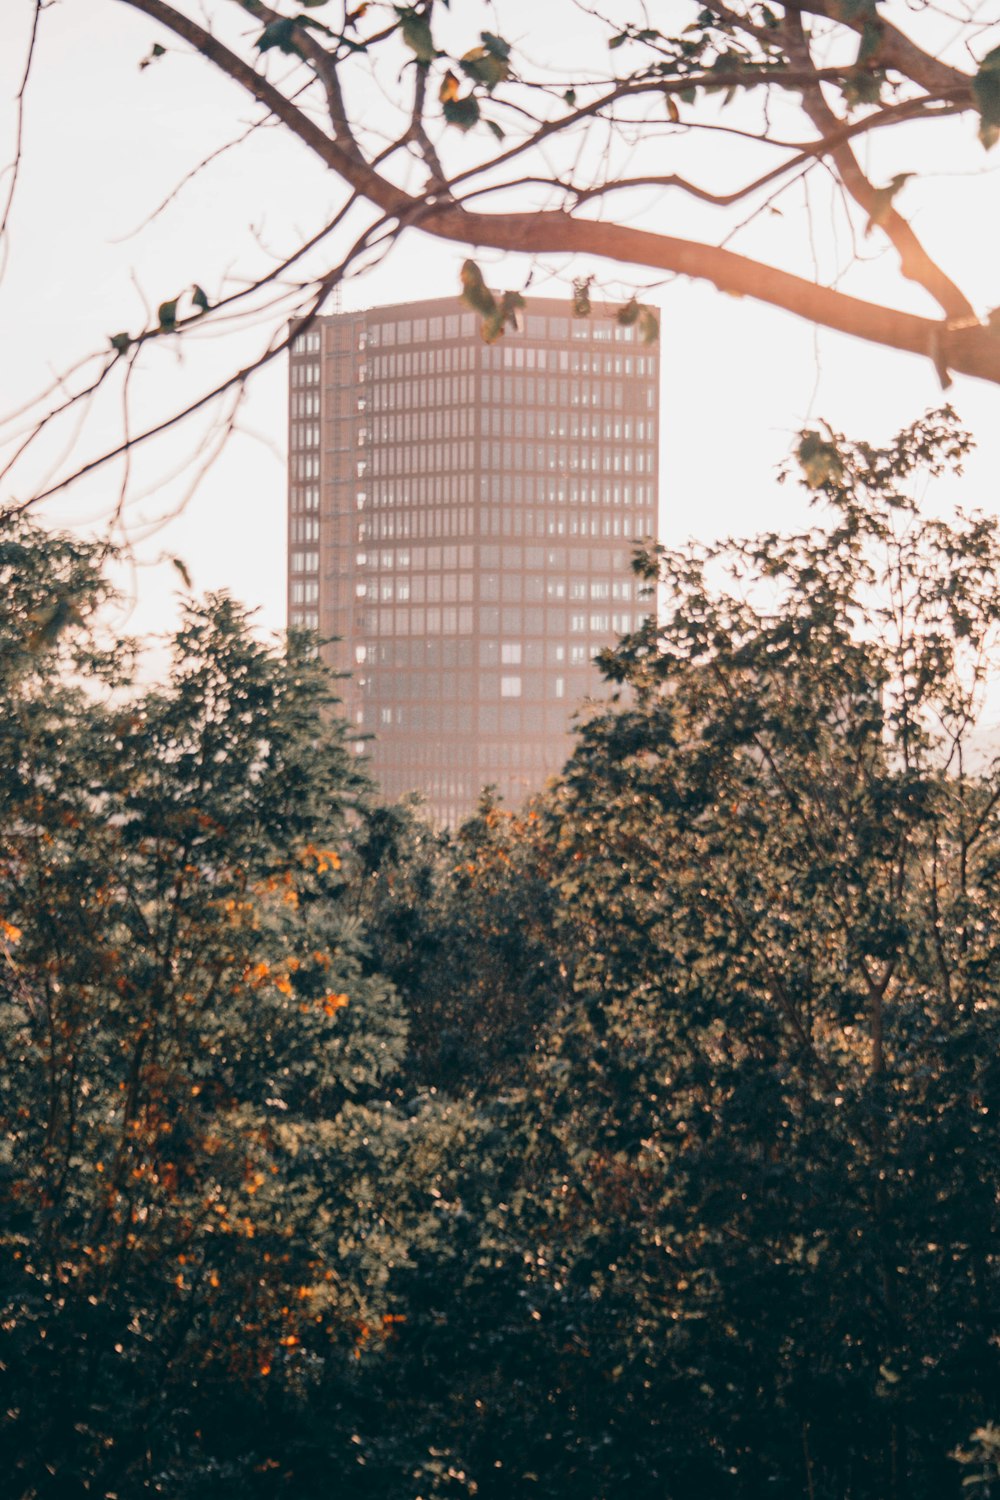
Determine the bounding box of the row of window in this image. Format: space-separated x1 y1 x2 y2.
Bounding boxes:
370 376 476 412
290 362 320 385
366 478 656 511
356 637 610 669
358 574 641 605
480 374 654 410
358 509 654 543
290 515 319 542
366 475 474 506
362 311 647 348
370 344 476 379
290 391 321 416
371 407 475 442
484 411 655 441
292 453 321 479
379 739 556 772
363 338 654 384
290 422 320 449
290 485 320 512
364 442 654 481
359 508 477 542
359 508 655 543
357 604 646 637
483 476 655 506
290 306 656 361
368 702 578 736
356 544 634 572
368 441 476 477
482 344 655 377
363 313 476 347
290 580 320 604
479 441 655 475
364 671 570 701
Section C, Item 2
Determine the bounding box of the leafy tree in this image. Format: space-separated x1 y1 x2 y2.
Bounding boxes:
5 0 1000 506
0 515 467 1497
359 410 1000 1498
355 792 563 1094
6 403 1000 1500
467 408 1000 1497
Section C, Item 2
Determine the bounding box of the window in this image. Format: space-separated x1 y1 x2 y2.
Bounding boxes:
501 676 522 698
501 642 521 665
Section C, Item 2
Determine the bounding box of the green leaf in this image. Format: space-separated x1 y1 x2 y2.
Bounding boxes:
460 43 510 91
638 307 659 344
609 33 627 49
485 119 505 141
563 88 577 107
460 260 497 319
395 7 435 63
109 332 131 355
477 290 525 343
139 41 166 71
617 298 640 327
257 18 302 55
171 557 193 591
256 14 331 53
481 31 511 61
572 276 593 318
480 308 505 344
157 299 178 333
973 46 1000 150
191 285 209 314
499 289 525 332
796 430 845 488
443 95 481 131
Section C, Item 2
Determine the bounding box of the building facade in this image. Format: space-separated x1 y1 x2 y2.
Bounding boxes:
287 295 659 824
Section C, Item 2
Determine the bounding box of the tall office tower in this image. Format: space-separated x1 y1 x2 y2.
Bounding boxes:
287 295 660 825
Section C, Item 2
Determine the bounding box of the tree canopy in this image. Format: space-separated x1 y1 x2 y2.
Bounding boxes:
353 411 1000 1497
3 413 1000 1494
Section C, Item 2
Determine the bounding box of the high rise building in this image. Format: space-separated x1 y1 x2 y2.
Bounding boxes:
287 295 660 824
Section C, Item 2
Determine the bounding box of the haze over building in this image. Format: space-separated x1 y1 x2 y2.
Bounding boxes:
287 295 660 824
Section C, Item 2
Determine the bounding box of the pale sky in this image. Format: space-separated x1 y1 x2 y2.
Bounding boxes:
2 0 999 654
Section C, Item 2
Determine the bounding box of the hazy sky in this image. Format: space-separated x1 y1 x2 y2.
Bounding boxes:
2 1 999 652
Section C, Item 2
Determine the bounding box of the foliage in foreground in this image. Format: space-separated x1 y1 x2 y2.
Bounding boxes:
0 531 474 1496
3 411 1000 1498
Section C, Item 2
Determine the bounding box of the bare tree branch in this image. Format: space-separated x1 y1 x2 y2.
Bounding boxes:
0 0 43 281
